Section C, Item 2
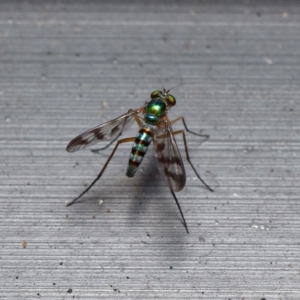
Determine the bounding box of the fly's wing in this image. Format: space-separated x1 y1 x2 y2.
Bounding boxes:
66 108 141 153
153 119 186 192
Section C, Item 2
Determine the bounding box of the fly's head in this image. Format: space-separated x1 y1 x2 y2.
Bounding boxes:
145 89 176 125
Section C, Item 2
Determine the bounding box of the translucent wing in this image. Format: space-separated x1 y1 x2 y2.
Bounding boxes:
153 118 186 192
66 108 142 153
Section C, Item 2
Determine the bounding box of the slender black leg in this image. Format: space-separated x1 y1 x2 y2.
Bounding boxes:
67 136 136 206
170 190 189 234
172 129 214 192
91 114 143 153
91 134 121 153
171 116 210 140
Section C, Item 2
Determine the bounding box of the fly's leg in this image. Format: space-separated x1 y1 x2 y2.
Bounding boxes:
91 134 120 153
92 113 143 153
170 190 189 234
171 116 209 141
67 137 136 206
172 129 214 192
154 127 213 233
153 128 191 234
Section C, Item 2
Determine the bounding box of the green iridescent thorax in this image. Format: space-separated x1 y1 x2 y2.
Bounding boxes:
147 99 166 116
145 99 166 125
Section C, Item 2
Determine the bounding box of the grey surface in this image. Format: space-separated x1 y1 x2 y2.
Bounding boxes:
1 1 300 299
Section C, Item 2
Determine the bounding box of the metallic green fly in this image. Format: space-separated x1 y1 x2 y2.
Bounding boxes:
66 88 213 233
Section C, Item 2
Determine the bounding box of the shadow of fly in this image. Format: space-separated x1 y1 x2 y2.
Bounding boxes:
66 88 213 233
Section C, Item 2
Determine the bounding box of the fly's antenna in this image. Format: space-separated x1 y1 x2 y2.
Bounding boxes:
147 69 166 92
166 83 184 93
146 69 183 93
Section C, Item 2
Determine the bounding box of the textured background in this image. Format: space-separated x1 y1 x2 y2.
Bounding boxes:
1 1 299 299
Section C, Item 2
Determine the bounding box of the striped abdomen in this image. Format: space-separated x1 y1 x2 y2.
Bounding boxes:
126 127 153 177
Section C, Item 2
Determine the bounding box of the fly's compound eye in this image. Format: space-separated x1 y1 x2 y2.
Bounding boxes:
150 90 162 99
166 94 176 106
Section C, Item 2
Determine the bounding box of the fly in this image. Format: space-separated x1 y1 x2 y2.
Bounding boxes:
66 88 213 233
